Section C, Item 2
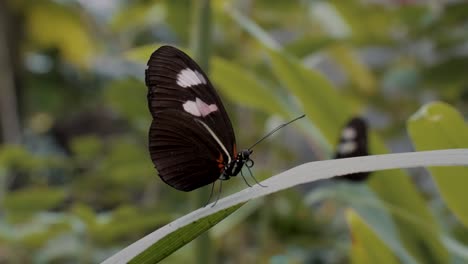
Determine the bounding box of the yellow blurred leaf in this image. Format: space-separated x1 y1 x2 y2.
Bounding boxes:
346 209 400 264
408 102 468 227
26 3 94 67
328 44 376 95
111 1 166 31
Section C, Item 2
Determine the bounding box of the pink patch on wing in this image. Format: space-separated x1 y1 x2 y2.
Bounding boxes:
183 98 218 117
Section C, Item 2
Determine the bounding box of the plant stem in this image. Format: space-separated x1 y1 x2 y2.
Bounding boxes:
191 0 212 73
0 1 21 145
190 0 214 264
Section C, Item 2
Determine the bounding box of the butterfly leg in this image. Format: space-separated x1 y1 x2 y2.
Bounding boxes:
205 181 217 207
246 165 267 188
240 170 252 187
211 180 223 207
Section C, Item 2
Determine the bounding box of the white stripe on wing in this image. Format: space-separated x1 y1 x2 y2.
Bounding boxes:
196 120 232 164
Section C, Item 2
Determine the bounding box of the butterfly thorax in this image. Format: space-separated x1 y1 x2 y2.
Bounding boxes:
220 149 253 181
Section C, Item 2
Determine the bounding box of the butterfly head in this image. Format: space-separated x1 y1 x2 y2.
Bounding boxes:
220 149 254 180
237 149 254 168
239 149 253 160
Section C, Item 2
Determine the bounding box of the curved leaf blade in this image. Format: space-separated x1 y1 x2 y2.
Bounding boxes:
211 57 288 117
267 49 352 144
102 149 468 263
130 204 243 263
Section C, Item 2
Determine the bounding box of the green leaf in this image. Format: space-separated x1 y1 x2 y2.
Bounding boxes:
102 150 468 263
211 199 263 238
4 187 66 221
124 44 161 63
423 57 468 89
284 36 337 57
130 204 243 263
164 0 191 43
211 57 288 117
93 206 173 247
103 78 149 129
327 44 377 95
328 0 397 45
72 204 97 228
0 145 43 171
110 2 165 32
70 135 103 163
346 209 400 264
20 221 71 250
227 7 281 51
408 101 468 227
25 2 94 67
267 48 353 144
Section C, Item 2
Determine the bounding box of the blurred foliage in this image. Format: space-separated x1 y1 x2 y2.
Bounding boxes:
25 1 95 67
346 209 400 264
408 102 468 227
0 0 467 263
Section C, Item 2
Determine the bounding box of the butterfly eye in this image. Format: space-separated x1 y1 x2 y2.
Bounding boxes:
240 149 250 158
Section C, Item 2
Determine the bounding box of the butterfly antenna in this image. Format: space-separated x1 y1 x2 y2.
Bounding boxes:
248 114 306 150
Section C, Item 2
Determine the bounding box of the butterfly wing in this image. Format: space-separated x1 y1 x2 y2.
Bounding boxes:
149 110 225 191
334 117 370 182
146 45 236 191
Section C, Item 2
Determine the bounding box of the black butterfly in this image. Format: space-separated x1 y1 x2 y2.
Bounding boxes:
334 117 370 182
146 45 303 193
145 45 248 191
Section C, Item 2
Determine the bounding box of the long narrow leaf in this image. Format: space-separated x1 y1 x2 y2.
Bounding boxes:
102 149 468 263
268 49 352 143
210 57 289 117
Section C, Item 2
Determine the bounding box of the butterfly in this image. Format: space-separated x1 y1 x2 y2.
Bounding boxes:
145 45 247 191
334 117 370 182
145 45 304 193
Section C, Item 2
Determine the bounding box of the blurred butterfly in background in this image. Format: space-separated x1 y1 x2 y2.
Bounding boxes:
334 117 370 182
145 45 304 201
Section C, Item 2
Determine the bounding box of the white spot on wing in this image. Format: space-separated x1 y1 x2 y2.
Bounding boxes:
176 68 207 88
338 141 357 155
183 100 201 116
342 127 357 140
183 98 218 117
